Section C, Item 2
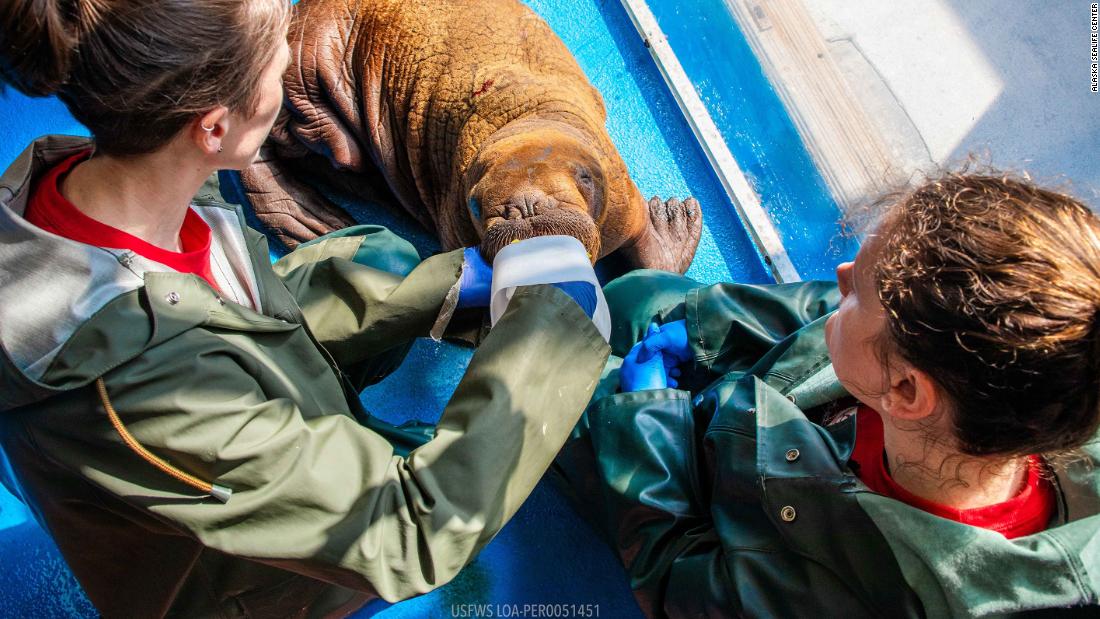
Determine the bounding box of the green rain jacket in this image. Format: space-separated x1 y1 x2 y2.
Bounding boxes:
557 270 1100 618
0 136 610 618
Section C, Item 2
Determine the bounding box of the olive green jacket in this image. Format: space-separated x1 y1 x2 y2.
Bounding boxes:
557 270 1100 618
0 137 610 618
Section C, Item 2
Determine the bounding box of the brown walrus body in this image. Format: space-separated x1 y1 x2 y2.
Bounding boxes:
242 0 702 272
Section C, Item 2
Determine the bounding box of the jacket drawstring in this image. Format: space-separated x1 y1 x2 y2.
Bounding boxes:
94 378 232 503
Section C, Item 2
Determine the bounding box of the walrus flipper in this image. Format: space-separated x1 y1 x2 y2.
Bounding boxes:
619 196 703 274
238 144 356 249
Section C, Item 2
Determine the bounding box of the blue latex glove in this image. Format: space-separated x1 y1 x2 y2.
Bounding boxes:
620 324 672 392
640 319 692 365
457 247 493 308
551 281 597 318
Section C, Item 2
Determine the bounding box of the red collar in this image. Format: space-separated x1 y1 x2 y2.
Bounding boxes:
24 150 220 291
849 406 1054 539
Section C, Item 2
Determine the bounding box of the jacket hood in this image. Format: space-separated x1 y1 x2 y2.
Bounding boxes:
0 136 262 412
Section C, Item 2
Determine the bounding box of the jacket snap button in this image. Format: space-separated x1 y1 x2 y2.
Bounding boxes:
780 506 797 522
786 394 797 403
166 292 181 305
216 296 226 306
746 407 756 415
785 449 800 462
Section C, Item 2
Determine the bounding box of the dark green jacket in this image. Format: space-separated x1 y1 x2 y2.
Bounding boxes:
558 270 1100 618
0 137 610 618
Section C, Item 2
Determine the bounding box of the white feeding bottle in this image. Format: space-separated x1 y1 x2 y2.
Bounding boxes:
488 235 611 342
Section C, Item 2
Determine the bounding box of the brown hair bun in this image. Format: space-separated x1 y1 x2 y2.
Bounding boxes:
1 0 290 156
0 0 106 96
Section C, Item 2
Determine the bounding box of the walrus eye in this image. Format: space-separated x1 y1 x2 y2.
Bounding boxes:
576 169 595 197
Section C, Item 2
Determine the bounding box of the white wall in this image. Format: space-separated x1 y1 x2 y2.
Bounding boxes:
804 0 1100 202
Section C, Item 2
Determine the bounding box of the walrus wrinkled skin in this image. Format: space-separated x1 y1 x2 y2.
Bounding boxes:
241 0 702 273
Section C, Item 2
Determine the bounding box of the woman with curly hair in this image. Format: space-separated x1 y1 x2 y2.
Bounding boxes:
560 172 1100 617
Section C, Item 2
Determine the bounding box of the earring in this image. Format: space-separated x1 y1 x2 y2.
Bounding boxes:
203 123 222 153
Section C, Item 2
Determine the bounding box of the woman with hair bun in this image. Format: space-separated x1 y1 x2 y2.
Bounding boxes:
0 1 609 616
558 172 1100 617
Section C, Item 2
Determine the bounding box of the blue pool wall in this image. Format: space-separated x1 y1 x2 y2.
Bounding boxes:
0 0 849 617
647 1 859 280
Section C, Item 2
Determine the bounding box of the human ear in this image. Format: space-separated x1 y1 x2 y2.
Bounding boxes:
191 106 230 155
879 363 939 421
836 261 854 296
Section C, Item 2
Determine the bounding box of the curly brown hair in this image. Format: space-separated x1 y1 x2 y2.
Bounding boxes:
872 172 1100 457
0 0 291 156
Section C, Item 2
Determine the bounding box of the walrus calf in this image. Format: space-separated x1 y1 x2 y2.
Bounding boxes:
241 0 702 273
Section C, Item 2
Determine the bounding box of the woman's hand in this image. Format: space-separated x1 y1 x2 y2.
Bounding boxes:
457 247 494 308
621 323 684 391
551 281 597 317
640 319 691 365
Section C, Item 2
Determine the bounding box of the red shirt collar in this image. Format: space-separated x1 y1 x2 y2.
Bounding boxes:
849 405 1054 539
24 150 220 290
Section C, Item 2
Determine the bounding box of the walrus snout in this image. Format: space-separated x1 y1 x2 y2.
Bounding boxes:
504 189 559 220
479 202 601 264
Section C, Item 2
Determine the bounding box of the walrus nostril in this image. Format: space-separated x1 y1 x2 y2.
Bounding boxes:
509 190 558 218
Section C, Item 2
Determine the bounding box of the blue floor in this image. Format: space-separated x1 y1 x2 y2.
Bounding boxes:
0 1 848 617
